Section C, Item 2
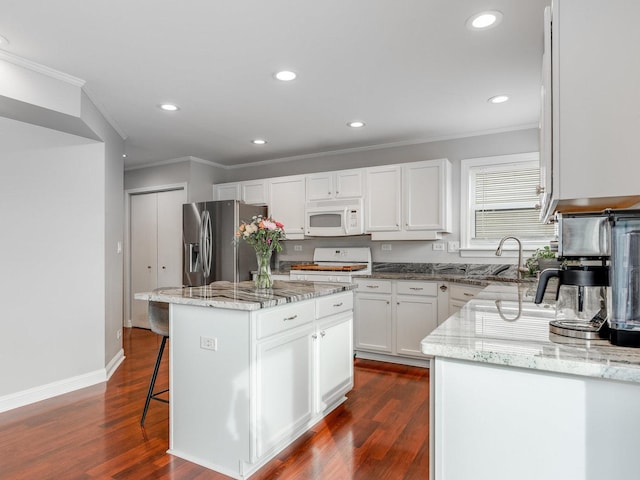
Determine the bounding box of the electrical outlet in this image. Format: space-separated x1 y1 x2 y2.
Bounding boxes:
116 329 122 340
381 244 392 251
294 245 303 252
432 242 445 251
447 241 460 253
200 336 218 351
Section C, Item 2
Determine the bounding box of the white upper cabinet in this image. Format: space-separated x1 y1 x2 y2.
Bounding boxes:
306 169 364 202
365 159 451 240
213 182 241 201
365 165 402 232
213 180 269 205
241 179 269 205
268 175 306 240
539 0 640 222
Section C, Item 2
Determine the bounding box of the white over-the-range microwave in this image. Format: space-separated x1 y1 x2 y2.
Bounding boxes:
304 198 364 236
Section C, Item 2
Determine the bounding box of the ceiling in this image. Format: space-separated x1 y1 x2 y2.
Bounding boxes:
0 0 549 169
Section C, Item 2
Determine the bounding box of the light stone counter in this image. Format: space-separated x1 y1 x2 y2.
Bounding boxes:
421 282 640 384
422 282 640 480
135 280 355 311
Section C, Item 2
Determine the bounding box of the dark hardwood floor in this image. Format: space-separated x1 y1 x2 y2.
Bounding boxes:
0 327 429 479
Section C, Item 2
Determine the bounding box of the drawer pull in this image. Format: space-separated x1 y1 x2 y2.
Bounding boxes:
409 287 424 291
463 292 475 297
333 302 343 307
283 314 298 321
366 285 380 289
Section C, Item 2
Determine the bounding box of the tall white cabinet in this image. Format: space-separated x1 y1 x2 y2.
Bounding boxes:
130 189 183 328
268 175 306 240
539 0 640 221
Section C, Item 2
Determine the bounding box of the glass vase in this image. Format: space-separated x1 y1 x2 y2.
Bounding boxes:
254 250 273 289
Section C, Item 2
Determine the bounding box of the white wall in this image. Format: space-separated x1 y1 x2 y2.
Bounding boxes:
0 121 106 397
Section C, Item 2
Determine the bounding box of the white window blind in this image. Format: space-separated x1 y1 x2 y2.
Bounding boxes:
467 158 555 243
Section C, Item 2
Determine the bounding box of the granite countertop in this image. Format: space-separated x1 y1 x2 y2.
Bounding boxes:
421 283 640 384
135 280 355 311
274 261 537 286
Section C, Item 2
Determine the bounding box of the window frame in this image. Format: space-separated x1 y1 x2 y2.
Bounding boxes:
459 152 555 256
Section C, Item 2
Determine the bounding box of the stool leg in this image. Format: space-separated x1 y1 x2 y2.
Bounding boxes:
141 336 168 426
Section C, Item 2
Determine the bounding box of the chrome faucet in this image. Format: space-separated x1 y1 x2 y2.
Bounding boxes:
495 236 528 279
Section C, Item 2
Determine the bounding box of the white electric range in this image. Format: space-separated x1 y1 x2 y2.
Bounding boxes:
288 247 372 283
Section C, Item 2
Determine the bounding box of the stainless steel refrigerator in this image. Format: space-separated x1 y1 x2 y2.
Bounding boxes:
183 200 268 286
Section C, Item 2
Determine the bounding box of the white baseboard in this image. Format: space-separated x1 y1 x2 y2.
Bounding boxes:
0 349 126 413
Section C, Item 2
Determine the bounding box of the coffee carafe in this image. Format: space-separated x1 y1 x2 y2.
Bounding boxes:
534 265 609 338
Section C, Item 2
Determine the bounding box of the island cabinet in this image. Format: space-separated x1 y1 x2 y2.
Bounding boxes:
364 159 452 240
354 278 438 366
168 289 353 479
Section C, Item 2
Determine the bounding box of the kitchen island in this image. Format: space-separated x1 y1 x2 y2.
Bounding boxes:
136 280 355 480
421 283 640 480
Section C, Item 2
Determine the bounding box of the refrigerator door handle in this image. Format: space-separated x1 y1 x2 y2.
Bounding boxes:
200 210 213 280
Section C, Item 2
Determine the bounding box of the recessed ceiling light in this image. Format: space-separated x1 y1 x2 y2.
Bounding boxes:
159 103 179 111
274 70 297 81
488 95 509 104
251 139 267 145
347 121 366 128
122 153 128 158
466 11 503 30
0 34 9 46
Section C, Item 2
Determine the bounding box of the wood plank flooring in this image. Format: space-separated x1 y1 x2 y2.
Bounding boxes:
0 327 429 479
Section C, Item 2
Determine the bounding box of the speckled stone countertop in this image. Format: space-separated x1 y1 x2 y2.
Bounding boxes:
135 280 355 311
421 283 640 384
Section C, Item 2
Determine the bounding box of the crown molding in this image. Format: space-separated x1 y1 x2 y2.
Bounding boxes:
0 50 85 87
223 123 539 170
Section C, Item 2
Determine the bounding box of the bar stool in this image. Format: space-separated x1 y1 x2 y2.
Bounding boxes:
140 300 170 426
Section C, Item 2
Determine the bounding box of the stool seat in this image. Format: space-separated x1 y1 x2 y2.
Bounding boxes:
141 297 170 426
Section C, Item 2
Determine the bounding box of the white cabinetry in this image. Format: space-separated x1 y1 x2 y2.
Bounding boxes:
365 159 452 240
306 169 364 201
539 0 640 222
448 283 483 316
268 175 306 240
213 179 269 205
354 278 439 365
169 291 354 478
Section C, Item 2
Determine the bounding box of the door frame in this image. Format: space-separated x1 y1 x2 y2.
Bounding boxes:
124 183 188 327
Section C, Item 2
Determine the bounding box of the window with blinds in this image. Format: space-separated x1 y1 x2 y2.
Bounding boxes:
470 160 555 240
460 153 556 251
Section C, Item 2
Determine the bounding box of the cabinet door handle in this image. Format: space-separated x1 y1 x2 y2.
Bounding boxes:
536 185 545 194
409 287 423 291
320 331 326 337
283 314 298 321
147 266 152 269
162 266 166 270
333 302 343 307
440 285 448 292
312 333 318 340
386 301 390 304
366 285 379 289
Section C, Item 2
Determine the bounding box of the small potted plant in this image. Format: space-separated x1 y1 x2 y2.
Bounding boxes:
525 245 560 276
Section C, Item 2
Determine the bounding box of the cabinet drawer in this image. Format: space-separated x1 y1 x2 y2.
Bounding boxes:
396 281 437 296
316 292 353 319
449 284 483 302
355 279 392 294
256 300 314 340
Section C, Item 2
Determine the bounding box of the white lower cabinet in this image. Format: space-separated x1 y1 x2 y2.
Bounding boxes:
354 279 438 364
448 283 483 316
256 324 314 458
316 312 353 413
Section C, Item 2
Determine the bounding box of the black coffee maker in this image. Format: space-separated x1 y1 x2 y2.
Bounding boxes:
534 213 610 339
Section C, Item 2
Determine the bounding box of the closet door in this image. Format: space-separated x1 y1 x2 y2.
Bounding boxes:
156 189 184 289
130 189 184 329
130 193 158 328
